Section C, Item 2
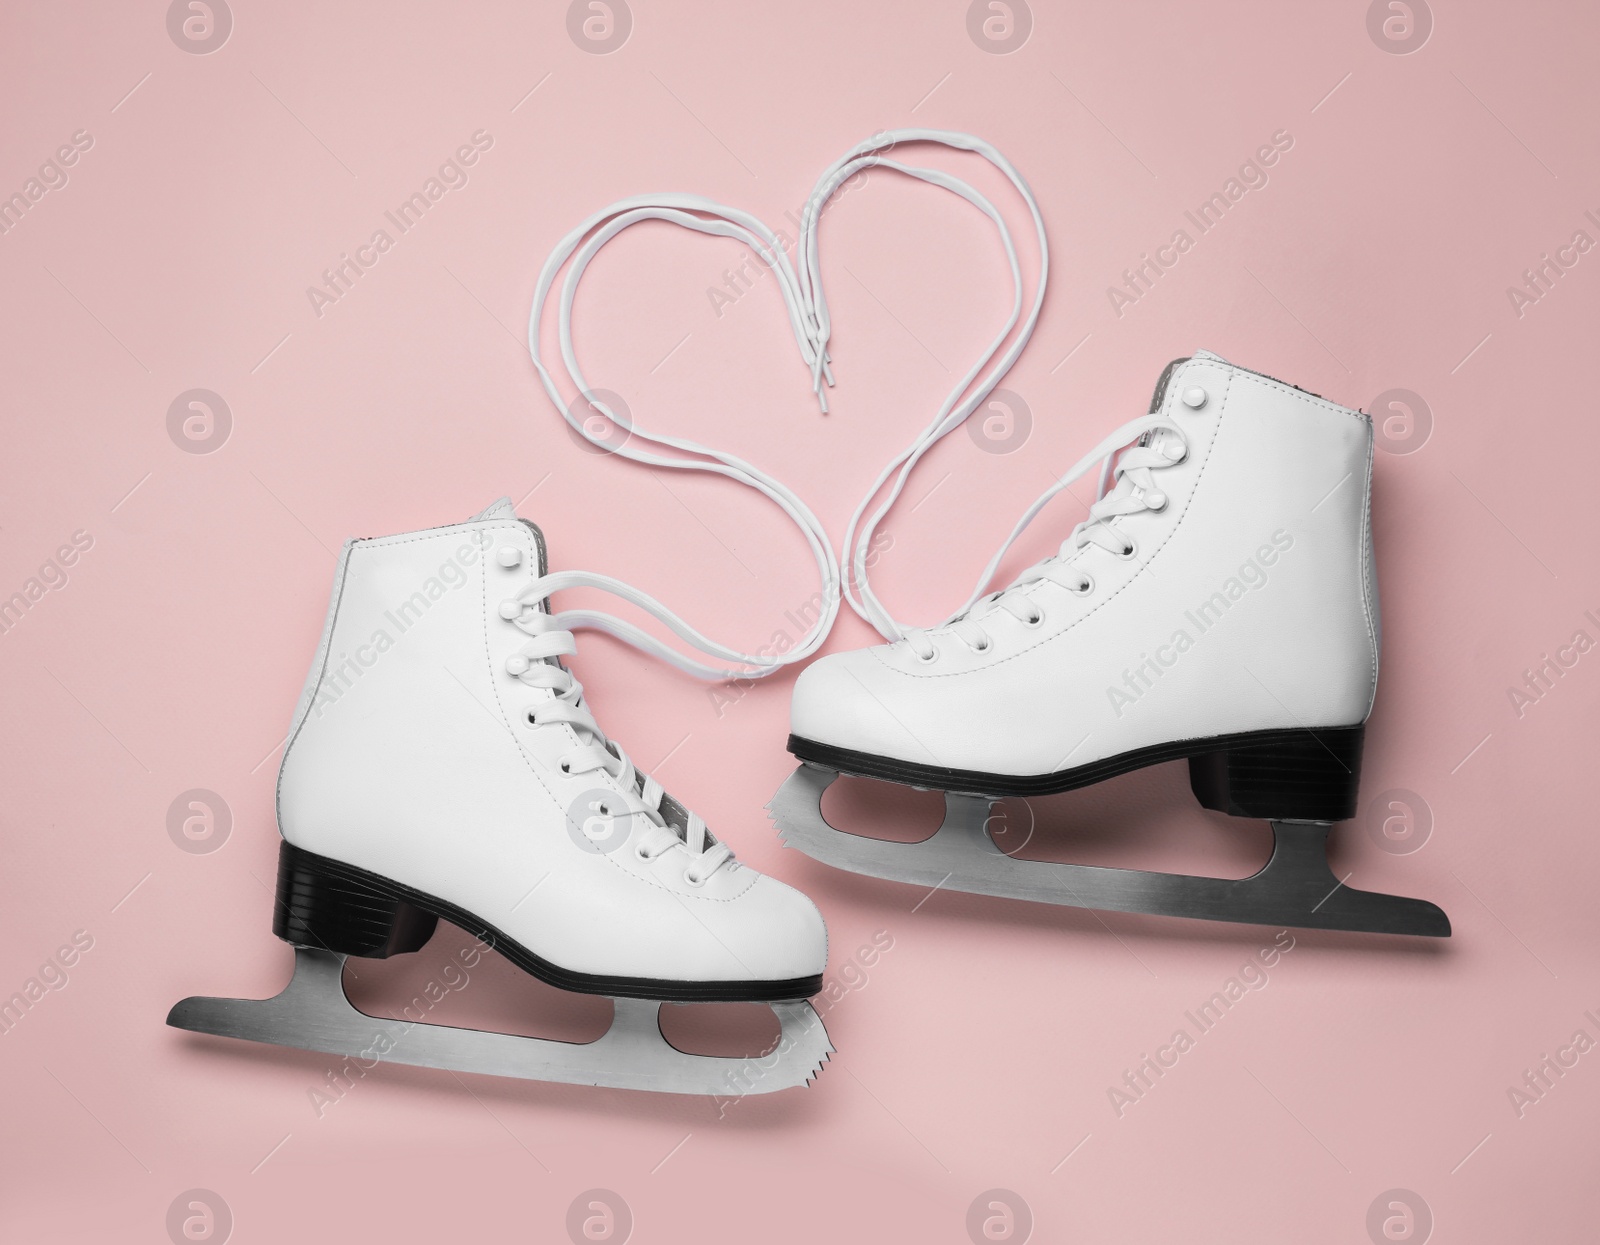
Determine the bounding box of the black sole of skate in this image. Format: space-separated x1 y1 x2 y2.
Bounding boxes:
270 841 825 1003
775 725 1451 937
790 725 1367 816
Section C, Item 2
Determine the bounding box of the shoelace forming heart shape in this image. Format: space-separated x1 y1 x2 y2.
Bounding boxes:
527 128 1068 680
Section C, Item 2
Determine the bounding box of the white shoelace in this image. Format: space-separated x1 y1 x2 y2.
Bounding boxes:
528 194 840 681
901 414 1190 661
796 130 1050 644
526 130 1050 673
502 600 734 880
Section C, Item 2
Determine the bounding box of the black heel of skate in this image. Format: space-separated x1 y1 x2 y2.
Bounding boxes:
271 841 438 958
1187 726 1364 822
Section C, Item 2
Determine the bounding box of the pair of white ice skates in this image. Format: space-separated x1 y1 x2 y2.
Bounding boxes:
170 132 1446 1098
170 352 1449 1097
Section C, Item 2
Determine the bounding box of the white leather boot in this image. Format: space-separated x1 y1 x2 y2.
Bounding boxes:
171 500 832 1094
769 352 1448 936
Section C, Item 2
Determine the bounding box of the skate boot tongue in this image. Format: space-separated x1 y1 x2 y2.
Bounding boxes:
470 497 517 521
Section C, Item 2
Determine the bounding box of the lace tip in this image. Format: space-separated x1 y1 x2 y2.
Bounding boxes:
809 353 830 405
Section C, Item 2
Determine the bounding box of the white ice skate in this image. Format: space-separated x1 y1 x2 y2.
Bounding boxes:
169 501 832 1095
769 353 1450 936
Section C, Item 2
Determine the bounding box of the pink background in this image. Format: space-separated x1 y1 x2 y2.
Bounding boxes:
2 1 1596 1241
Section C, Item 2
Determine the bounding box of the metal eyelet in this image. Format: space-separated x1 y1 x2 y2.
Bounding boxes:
1070 574 1095 596
1116 539 1138 560
635 844 652 861
917 646 938 663
1023 609 1045 628
558 759 571 773
973 640 991 653
683 868 706 888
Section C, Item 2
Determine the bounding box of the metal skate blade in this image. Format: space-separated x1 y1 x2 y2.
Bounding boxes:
768 765 1450 937
168 948 832 1096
